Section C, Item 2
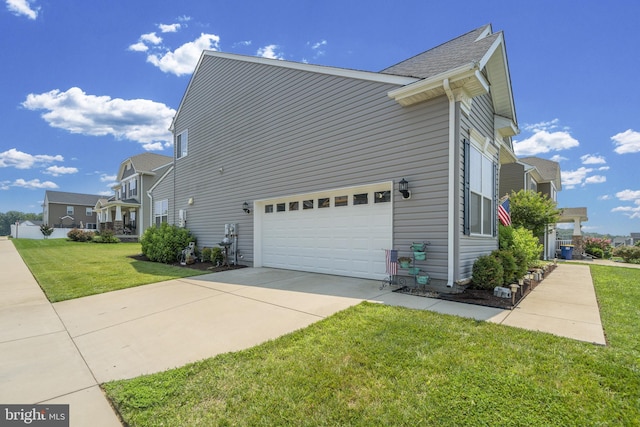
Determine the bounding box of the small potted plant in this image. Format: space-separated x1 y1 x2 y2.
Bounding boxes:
397 257 412 268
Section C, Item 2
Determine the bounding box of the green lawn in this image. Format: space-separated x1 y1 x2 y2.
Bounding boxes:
103 264 640 426
12 238 208 302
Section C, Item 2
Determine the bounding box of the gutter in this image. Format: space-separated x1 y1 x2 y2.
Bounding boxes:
443 78 456 287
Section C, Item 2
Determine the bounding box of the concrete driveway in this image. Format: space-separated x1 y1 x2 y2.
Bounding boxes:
51 267 504 383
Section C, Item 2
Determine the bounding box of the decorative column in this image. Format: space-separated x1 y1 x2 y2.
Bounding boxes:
571 217 583 260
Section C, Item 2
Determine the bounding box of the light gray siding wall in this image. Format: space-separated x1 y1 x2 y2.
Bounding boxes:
456 92 499 280
150 168 174 228
169 55 452 280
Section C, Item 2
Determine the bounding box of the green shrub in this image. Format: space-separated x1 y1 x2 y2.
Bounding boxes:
211 247 224 266
67 228 95 242
471 254 504 290
499 225 539 278
586 247 604 259
93 229 120 244
492 249 517 285
201 247 212 263
140 223 197 263
613 246 640 264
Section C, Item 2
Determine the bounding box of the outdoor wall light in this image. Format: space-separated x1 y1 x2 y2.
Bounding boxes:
242 202 251 214
399 178 411 199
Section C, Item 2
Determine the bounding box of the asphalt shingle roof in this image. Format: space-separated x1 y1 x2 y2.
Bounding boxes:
380 24 499 79
45 191 102 206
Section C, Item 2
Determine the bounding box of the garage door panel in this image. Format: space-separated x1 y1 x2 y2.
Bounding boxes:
259 184 392 279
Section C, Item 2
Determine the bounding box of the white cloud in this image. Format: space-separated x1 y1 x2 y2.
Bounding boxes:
0 148 63 169
43 165 78 176
147 33 220 76
616 189 640 202
159 23 181 33
234 40 252 47
522 118 560 133
141 32 162 45
611 129 640 154
22 87 175 147
99 173 116 182
513 130 579 156
561 167 592 189
580 154 606 165
311 40 327 50
142 142 165 151
598 195 612 201
13 178 58 189
584 175 606 184
257 44 284 60
598 166 610 171
128 42 149 52
549 154 568 162
0 180 10 190
6 0 38 20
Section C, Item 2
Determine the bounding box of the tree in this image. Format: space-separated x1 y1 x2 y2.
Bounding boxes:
0 211 43 236
509 190 561 239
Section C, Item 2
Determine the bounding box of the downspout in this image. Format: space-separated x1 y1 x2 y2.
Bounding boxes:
147 190 153 229
443 79 456 287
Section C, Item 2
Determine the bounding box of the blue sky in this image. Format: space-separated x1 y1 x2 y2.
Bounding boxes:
1 0 639 236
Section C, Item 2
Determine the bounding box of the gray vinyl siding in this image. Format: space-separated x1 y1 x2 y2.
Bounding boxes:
169 55 452 280
456 92 499 280
499 162 526 196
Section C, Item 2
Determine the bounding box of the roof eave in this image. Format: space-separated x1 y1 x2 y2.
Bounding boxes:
387 63 488 106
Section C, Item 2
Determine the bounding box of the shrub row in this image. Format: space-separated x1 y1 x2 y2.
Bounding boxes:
67 228 120 243
472 226 543 290
613 246 640 264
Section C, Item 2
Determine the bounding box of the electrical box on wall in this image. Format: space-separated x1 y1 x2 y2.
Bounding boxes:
178 209 187 227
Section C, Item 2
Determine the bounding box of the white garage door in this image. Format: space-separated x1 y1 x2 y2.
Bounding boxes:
257 183 393 280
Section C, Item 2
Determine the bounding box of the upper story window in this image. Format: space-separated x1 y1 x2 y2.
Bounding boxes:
67 206 74 215
86 207 93 216
176 130 188 159
129 178 137 197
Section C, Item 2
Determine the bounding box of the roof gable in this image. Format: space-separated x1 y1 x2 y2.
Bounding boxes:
118 153 172 180
519 157 562 190
384 24 517 124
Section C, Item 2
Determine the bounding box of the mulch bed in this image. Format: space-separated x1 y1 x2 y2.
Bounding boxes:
129 254 247 273
395 264 557 310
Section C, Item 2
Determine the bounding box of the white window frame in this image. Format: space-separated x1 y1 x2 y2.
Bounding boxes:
154 199 168 226
176 130 188 159
469 142 496 237
86 207 93 217
66 206 74 215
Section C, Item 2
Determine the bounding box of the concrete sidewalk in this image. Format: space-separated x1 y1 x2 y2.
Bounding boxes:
0 238 607 426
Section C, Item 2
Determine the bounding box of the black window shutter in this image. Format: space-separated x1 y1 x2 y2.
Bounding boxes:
463 139 470 235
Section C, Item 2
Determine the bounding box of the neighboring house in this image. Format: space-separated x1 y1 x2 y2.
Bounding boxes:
151 24 520 286
42 191 102 229
630 233 640 246
94 153 172 238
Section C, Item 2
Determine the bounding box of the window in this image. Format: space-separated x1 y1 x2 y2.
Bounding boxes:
176 130 188 159
129 179 137 197
353 193 368 205
66 206 74 215
335 196 348 207
86 207 93 216
265 205 274 213
289 201 299 211
469 144 495 236
374 191 391 203
318 198 330 208
276 203 286 212
154 199 168 226
303 200 314 210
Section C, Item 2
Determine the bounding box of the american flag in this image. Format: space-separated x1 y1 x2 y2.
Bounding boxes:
498 197 511 226
385 249 398 275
